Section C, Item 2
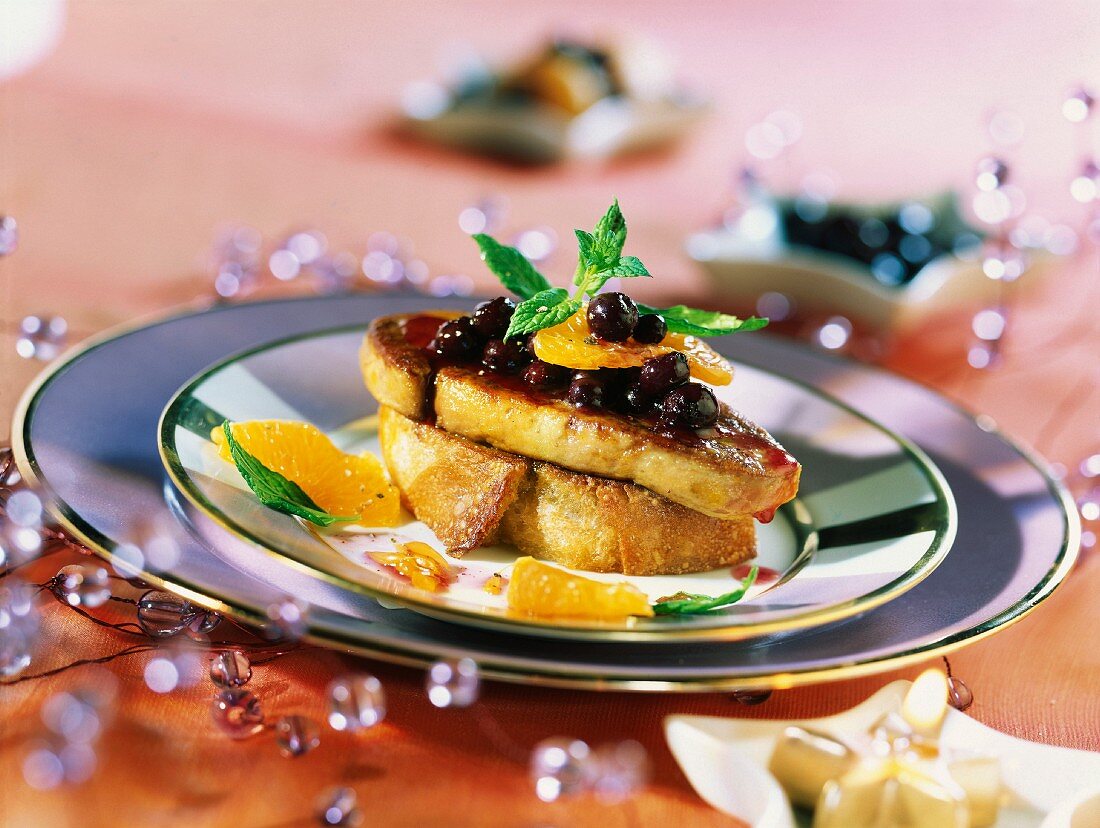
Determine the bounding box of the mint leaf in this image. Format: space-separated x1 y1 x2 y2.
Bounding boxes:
602 256 650 279
221 422 356 527
592 199 627 266
473 234 552 300
637 304 769 337
504 288 580 339
574 230 597 274
574 200 651 296
652 567 758 615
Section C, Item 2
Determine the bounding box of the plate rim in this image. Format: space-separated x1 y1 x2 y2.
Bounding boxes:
157 320 957 642
10 296 1079 691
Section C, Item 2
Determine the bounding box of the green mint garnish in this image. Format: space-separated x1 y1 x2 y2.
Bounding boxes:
472 199 767 340
473 233 552 300
652 566 758 615
573 199 650 296
221 422 356 527
503 288 580 339
635 304 769 337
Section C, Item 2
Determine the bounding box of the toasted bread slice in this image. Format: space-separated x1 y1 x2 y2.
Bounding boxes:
379 406 756 576
362 313 800 520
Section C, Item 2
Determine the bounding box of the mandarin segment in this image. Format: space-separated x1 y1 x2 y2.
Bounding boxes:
369 542 453 592
532 308 732 386
506 556 654 620
213 420 400 526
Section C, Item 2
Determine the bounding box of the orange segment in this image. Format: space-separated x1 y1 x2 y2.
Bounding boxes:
213 420 400 527
531 308 733 386
370 541 453 592
507 556 654 620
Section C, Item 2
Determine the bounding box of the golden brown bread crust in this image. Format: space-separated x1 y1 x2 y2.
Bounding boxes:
362 313 801 520
379 406 756 576
359 311 458 421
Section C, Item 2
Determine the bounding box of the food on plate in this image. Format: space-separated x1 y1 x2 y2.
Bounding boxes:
214 420 400 527
379 406 756 575
368 542 454 593
361 201 800 575
445 37 681 118
506 556 654 620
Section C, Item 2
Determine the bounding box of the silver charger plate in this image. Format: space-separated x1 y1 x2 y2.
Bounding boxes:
13 295 1078 691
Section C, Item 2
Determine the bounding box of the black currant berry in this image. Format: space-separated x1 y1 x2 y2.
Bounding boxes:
471 296 516 338
661 383 719 428
587 292 638 342
482 338 528 373
429 317 480 361
639 352 689 397
632 314 667 344
522 360 568 388
567 376 605 408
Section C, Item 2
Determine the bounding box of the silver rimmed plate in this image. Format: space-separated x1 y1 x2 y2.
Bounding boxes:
159 327 955 642
12 295 1078 691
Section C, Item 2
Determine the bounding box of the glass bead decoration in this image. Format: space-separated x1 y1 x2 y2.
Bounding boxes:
0 629 32 678
316 787 362 827
426 658 479 708
209 650 252 688
54 564 111 608
0 215 18 256
211 689 265 739
327 674 385 731
16 315 68 361
530 737 596 802
137 590 190 637
947 674 974 712
266 596 308 640
275 715 321 758
590 740 651 804
731 689 773 705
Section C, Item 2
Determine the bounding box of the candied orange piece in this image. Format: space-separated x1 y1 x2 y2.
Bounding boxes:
369 541 453 592
506 556 654 620
214 420 400 526
531 308 733 386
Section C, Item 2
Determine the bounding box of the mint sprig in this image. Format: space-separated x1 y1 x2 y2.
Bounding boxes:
636 304 769 337
221 422 356 527
473 233 552 300
573 199 650 296
652 567 758 615
471 199 767 341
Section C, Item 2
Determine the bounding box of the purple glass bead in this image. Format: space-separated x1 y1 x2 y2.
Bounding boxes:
327 674 385 731
0 630 32 678
425 658 479 708
275 714 320 758
266 597 308 640
316 786 363 826
16 315 68 361
947 675 974 711
54 564 110 609
975 156 1009 191
0 215 18 256
186 609 221 636
211 689 265 739
591 740 651 804
137 590 190 637
1063 86 1096 123
209 650 252 688
530 737 596 802
730 689 773 705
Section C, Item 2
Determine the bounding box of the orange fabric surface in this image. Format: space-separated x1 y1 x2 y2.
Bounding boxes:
2 2 1100 826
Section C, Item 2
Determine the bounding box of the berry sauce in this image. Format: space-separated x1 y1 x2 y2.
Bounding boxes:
398 313 797 510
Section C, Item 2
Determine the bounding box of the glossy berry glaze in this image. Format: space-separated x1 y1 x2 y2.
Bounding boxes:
399 313 797 523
